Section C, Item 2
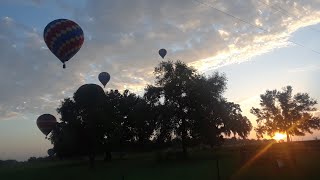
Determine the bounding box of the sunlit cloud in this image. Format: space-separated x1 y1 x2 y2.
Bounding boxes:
0 110 20 121
313 110 320 117
189 9 320 73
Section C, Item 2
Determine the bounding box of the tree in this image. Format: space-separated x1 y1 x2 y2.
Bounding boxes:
105 89 155 152
51 86 155 163
73 84 107 167
50 98 88 158
129 97 155 148
223 102 252 139
145 61 252 157
187 75 251 146
144 85 176 147
186 73 228 147
251 86 320 142
50 61 252 163
50 84 108 167
146 61 198 157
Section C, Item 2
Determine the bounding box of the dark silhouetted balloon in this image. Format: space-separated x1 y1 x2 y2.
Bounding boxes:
43 19 84 69
74 84 106 109
47 148 55 157
159 48 167 59
98 72 110 88
37 114 57 136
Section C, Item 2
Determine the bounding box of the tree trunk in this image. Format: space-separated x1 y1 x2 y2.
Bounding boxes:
286 131 290 142
181 118 188 159
104 151 112 162
89 153 95 168
182 138 187 158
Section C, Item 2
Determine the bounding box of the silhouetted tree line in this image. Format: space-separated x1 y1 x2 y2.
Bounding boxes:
0 160 19 166
49 61 252 165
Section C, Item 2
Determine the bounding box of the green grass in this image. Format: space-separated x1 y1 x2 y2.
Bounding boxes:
1 144 320 180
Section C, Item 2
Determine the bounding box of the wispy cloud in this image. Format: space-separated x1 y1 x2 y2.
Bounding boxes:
188 0 320 73
288 65 320 73
0 111 20 121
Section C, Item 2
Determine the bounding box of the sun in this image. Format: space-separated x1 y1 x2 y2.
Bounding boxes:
273 132 286 141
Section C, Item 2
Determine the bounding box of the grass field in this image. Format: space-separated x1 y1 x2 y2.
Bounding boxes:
1 141 320 180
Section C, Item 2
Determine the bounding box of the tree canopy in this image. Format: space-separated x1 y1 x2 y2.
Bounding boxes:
145 61 252 156
49 60 252 162
251 85 320 142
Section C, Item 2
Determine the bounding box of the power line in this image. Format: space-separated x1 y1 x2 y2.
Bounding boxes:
257 0 320 34
192 0 320 56
194 0 266 32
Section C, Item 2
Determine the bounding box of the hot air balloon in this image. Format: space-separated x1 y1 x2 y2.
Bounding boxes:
98 72 110 88
36 114 57 136
43 19 84 69
74 84 106 108
47 148 55 157
159 48 167 59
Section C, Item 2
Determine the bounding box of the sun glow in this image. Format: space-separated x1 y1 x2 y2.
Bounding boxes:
273 132 286 141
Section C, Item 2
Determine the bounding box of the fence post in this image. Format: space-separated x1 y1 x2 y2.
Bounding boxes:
216 158 221 180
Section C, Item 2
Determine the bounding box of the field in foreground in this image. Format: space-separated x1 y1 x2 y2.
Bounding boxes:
1 141 320 180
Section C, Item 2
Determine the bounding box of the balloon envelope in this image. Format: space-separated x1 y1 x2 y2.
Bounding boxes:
36 114 57 136
159 48 167 59
74 84 106 108
47 148 55 157
98 72 110 87
43 19 84 68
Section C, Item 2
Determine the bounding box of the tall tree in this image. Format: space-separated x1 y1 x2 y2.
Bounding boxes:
129 97 155 147
187 73 228 147
144 85 176 147
187 75 251 146
151 61 197 157
145 61 252 156
251 86 320 142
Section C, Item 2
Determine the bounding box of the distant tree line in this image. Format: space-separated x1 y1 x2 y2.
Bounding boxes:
49 61 252 166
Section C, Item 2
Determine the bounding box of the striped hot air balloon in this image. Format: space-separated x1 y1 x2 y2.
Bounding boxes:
43 19 84 69
36 114 57 136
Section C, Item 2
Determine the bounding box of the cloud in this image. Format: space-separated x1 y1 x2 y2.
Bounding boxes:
235 95 261 119
314 110 320 117
0 16 87 119
1 0 320 120
288 65 320 73
0 110 20 121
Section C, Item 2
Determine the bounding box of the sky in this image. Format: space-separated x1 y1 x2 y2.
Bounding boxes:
1 0 320 161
